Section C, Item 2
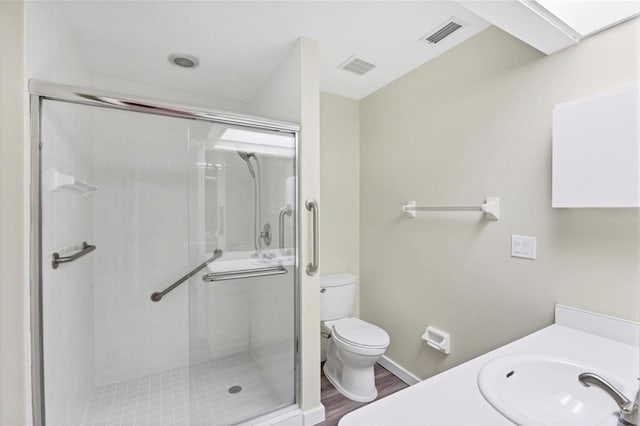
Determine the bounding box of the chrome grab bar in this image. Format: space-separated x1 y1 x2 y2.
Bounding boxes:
151 249 223 302
278 204 292 255
202 265 287 282
52 242 96 269
305 198 319 276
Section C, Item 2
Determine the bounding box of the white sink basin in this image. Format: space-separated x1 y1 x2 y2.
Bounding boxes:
478 354 623 425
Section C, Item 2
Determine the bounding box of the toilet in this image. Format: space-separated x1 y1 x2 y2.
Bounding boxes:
321 273 390 402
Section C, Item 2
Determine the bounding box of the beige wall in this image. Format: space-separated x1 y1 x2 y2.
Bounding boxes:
0 1 29 424
360 20 640 379
320 93 360 315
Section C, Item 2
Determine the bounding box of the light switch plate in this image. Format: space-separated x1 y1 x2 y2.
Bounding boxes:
512 235 536 259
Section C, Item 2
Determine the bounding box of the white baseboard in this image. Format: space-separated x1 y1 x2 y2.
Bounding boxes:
377 355 421 386
302 404 325 425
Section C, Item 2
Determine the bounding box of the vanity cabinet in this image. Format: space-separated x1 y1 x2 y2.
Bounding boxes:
552 87 639 208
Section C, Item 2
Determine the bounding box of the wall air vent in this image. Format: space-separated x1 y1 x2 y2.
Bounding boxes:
338 55 376 76
420 18 463 44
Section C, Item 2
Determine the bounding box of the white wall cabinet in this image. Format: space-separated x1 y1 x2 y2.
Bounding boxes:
552 87 639 208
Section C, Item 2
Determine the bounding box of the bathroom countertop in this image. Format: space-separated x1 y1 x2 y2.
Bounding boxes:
339 306 639 425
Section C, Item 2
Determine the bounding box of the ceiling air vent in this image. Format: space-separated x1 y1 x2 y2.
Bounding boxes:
339 55 376 76
420 18 463 44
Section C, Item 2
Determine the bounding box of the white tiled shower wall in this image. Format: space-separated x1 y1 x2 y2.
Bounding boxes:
41 101 96 426
91 109 192 385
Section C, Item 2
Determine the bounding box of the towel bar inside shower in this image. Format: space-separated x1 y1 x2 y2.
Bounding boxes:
202 265 287 282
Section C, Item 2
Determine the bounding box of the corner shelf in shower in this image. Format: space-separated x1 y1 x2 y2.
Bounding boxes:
46 168 98 197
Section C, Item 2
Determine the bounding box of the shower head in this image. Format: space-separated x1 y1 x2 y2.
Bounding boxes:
237 151 256 178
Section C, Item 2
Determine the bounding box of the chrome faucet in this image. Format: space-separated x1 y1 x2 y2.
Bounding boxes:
579 372 639 426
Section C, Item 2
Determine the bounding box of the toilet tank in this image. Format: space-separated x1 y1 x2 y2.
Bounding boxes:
320 273 358 321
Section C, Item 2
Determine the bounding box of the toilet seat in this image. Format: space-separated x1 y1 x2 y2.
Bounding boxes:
332 318 390 349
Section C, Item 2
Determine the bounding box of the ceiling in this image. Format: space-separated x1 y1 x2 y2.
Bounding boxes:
51 1 489 102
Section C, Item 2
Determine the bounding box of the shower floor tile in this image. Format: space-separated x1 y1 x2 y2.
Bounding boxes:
82 353 285 426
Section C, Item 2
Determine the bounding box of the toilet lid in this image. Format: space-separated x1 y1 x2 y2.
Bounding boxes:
333 318 390 348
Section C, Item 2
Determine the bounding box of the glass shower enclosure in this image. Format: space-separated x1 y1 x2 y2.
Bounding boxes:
31 81 299 425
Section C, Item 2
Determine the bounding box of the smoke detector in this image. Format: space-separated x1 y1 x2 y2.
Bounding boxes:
338 55 376 76
420 18 464 45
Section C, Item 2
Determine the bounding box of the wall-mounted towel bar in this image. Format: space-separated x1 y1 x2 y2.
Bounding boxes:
151 249 223 302
402 197 500 220
202 265 287 282
47 168 98 196
52 242 96 269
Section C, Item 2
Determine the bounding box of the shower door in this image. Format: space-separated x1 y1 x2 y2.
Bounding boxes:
34 85 298 426
186 122 297 424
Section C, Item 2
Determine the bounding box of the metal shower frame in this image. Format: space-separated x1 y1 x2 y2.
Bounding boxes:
28 80 302 425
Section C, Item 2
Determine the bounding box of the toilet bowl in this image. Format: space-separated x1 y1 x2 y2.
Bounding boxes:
321 273 390 402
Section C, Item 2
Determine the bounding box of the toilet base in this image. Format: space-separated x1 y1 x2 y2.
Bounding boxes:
321 319 389 403
323 363 378 403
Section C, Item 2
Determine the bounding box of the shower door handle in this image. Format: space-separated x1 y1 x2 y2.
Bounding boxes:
305 198 319 276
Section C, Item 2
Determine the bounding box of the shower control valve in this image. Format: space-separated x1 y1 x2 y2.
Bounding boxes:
261 223 272 246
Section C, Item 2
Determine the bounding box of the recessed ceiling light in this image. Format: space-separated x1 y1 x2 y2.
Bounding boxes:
168 53 199 68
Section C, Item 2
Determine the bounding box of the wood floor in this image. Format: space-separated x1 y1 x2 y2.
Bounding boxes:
319 363 409 426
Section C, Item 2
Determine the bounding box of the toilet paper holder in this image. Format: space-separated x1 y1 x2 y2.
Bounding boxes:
422 326 450 355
